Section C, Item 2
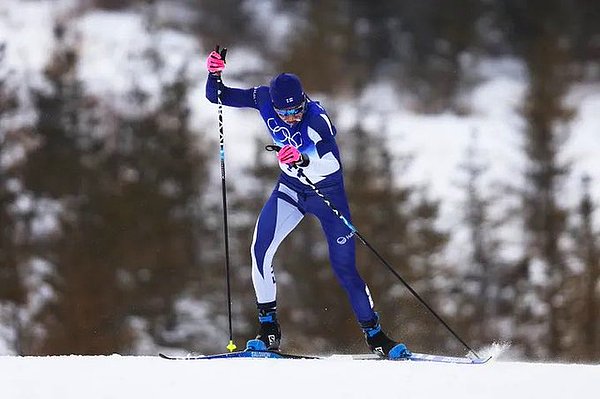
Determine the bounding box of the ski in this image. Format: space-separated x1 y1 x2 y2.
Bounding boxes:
332 352 491 364
159 350 491 364
407 352 491 364
159 350 319 360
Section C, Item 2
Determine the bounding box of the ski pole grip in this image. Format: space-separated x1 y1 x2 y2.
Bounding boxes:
215 45 227 62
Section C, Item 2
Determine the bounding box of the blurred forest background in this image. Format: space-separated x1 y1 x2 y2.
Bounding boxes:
1 0 599 362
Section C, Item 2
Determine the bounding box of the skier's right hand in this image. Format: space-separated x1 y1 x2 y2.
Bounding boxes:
206 51 225 74
277 144 302 165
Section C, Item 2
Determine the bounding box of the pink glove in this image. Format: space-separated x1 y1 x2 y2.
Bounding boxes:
206 51 225 74
277 144 302 165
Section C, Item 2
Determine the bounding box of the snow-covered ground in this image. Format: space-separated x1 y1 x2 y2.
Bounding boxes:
1 353 598 399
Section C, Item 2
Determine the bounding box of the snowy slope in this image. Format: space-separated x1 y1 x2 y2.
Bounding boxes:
1 354 598 399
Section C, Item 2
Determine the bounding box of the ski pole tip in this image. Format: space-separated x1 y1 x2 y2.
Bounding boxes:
226 340 237 352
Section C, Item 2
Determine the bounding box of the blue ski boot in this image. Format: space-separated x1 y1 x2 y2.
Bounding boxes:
361 317 412 360
246 309 281 351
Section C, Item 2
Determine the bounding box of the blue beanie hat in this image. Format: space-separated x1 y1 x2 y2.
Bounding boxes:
269 73 305 109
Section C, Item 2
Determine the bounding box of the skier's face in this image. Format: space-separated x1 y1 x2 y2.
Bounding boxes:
274 100 306 125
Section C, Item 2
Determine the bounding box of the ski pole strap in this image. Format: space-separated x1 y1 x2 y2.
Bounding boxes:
265 144 281 152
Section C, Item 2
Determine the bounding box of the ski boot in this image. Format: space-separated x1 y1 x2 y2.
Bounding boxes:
361 316 412 360
246 309 281 351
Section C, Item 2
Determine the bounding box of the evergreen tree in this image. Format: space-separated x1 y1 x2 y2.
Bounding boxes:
109 71 210 351
20 21 210 354
19 23 120 354
0 42 22 304
20 23 132 354
571 175 600 361
454 130 509 347
498 0 576 359
0 40 27 353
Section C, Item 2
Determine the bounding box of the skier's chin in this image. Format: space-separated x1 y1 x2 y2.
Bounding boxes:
281 115 303 125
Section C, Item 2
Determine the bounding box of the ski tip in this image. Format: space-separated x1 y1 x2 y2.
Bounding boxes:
464 355 492 364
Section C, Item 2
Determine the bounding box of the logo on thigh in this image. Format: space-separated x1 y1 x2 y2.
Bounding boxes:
336 232 354 245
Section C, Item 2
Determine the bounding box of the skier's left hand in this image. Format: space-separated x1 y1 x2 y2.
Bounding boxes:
277 144 302 165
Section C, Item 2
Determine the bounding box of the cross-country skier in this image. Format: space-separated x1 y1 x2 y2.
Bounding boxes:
205 49 411 359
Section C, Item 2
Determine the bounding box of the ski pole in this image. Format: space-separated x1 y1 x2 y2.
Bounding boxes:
215 45 236 352
265 145 481 359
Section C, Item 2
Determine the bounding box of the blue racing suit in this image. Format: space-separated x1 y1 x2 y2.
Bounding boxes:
206 74 376 324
